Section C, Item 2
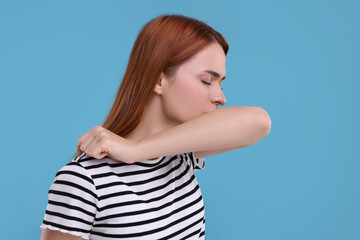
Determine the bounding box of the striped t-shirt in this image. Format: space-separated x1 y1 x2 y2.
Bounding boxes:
40 151 206 239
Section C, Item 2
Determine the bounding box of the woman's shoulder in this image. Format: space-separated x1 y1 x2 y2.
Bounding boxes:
61 151 203 178
51 153 101 192
69 152 120 168
47 153 117 195
65 152 170 178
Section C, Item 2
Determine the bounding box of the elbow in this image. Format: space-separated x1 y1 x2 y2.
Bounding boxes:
254 107 272 136
231 106 271 148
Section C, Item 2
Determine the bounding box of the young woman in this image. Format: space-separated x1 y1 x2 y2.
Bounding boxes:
40 14 271 240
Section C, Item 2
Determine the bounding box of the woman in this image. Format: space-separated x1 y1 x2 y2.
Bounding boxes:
40 14 271 240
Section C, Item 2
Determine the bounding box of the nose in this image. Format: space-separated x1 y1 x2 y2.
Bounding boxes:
211 87 226 106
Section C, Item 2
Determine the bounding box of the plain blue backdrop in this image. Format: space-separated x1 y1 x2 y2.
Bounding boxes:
1 0 359 239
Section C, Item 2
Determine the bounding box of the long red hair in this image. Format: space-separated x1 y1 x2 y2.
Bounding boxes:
72 14 229 160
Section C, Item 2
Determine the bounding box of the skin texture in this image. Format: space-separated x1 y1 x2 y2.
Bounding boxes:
136 105 270 161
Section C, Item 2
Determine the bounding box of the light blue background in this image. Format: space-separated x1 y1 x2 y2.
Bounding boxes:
1 0 359 239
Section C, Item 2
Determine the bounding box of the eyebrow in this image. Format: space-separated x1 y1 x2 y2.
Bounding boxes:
202 70 226 80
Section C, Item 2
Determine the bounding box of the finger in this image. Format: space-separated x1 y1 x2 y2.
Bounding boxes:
83 133 98 157
93 138 110 159
98 152 108 159
96 138 110 159
78 131 90 145
79 128 98 153
76 145 81 152
85 134 106 159
78 126 98 145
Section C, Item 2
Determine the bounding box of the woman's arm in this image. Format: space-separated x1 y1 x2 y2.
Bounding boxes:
40 229 84 240
76 106 271 163
135 106 271 161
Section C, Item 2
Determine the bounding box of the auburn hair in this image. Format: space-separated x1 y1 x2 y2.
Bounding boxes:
72 14 229 160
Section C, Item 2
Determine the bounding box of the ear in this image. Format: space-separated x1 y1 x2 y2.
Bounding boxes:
153 72 167 95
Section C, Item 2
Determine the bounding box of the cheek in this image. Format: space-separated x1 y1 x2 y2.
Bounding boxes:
174 81 207 121
182 83 200 104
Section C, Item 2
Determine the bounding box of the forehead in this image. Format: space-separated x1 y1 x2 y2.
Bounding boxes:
178 43 226 76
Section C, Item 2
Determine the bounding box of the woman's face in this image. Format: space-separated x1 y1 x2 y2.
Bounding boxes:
159 42 226 124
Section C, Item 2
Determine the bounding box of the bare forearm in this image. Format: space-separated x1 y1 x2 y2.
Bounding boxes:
136 106 271 161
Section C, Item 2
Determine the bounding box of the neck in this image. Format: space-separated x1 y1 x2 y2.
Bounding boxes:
123 94 179 159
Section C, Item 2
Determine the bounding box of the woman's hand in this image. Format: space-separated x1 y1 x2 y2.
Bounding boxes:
76 125 139 163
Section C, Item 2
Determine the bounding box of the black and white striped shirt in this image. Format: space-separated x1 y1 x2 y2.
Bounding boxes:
40 151 206 239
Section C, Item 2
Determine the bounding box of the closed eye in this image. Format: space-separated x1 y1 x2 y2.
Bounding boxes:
201 80 211 85
202 80 224 90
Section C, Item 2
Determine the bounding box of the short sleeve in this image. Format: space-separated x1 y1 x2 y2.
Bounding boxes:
186 152 206 172
40 162 98 240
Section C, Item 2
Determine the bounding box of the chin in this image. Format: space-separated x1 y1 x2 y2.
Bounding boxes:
181 110 209 122
206 108 218 113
